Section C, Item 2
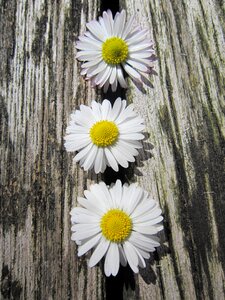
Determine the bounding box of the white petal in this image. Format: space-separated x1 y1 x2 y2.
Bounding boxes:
104 148 119 171
83 144 98 171
76 40 101 51
109 97 122 120
64 132 89 140
90 61 107 76
125 27 142 40
121 183 136 211
71 226 101 241
86 20 106 41
131 200 156 219
133 224 159 235
109 66 117 84
88 238 110 267
113 10 126 37
98 182 114 206
128 237 154 252
134 246 146 268
118 119 145 132
116 140 139 156
72 214 99 225
104 243 120 276
78 197 104 216
138 248 150 259
140 206 163 220
76 51 101 60
118 244 127 266
103 80 110 93
71 223 100 232
103 11 113 36
130 231 160 249
65 138 91 152
130 51 154 59
81 68 88 76
81 58 102 68
84 189 108 211
94 148 105 174
74 143 93 162
126 29 148 45
122 140 143 149
123 63 141 82
110 179 123 207
111 78 118 92
128 55 154 67
120 133 144 140
135 206 162 221
126 59 148 72
78 35 102 47
95 65 111 86
114 104 136 124
101 99 112 119
126 187 143 214
99 16 110 38
117 66 127 88
99 67 113 88
138 215 163 224
90 183 112 208
74 110 94 127
80 104 95 122
78 233 102 256
122 15 135 39
129 42 154 52
66 123 88 134
123 241 139 273
91 101 102 120
70 207 96 217
110 146 129 168
114 142 135 163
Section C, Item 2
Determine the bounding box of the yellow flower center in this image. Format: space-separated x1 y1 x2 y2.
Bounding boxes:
102 37 128 65
100 209 132 243
90 120 119 147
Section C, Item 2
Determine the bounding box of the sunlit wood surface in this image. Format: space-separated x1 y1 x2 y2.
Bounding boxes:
1 0 224 299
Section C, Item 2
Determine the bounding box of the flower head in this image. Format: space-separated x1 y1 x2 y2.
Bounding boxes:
70 180 163 276
76 10 156 92
64 98 145 173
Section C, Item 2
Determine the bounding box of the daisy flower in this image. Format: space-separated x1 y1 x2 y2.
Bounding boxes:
70 180 163 276
64 97 145 173
76 10 156 92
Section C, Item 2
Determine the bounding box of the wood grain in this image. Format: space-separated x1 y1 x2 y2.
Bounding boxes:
0 0 224 299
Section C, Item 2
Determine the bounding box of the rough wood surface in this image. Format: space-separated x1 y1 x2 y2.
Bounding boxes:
0 0 225 299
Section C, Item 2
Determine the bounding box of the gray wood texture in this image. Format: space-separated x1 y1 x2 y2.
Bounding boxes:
0 0 224 299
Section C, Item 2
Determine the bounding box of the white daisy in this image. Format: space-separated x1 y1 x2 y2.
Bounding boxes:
76 10 156 92
64 97 145 173
70 180 163 276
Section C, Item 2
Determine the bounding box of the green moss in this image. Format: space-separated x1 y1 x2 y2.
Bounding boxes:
195 20 210 56
202 105 221 146
211 60 225 95
158 104 172 136
189 73 200 89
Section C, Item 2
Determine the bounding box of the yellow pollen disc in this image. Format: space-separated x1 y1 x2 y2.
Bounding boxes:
100 209 132 243
90 120 119 147
102 37 128 65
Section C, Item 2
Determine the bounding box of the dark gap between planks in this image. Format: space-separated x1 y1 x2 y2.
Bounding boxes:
99 1 137 299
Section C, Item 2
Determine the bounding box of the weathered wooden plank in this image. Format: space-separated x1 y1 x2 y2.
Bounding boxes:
0 0 225 299
0 0 104 299
121 0 225 299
